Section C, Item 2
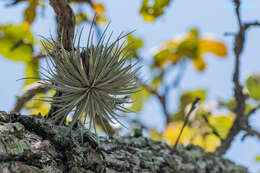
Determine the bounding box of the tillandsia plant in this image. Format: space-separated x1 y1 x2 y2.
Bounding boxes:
40 25 140 133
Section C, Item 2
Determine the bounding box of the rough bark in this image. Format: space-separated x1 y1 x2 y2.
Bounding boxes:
0 112 248 173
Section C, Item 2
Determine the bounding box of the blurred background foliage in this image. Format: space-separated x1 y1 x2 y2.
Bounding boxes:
1 0 260 162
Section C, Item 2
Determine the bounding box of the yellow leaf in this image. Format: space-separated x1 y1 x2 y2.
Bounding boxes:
66 117 72 125
29 104 50 117
192 135 204 147
176 28 199 59
126 34 143 58
24 0 38 25
255 156 260 162
130 86 150 112
0 24 33 62
163 122 193 146
153 40 182 68
208 115 234 139
163 117 224 152
139 0 171 22
204 134 220 152
166 40 178 47
96 16 107 23
24 93 44 109
192 56 207 71
24 60 39 86
75 13 88 25
150 128 163 141
154 50 181 68
152 29 228 72
143 15 155 22
199 39 228 57
93 3 105 15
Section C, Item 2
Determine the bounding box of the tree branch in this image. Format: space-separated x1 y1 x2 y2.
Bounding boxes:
216 0 247 155
215 0 260 155
46 0 76 120
49 0 75 50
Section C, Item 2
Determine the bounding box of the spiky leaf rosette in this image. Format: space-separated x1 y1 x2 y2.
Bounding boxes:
40 27 140 132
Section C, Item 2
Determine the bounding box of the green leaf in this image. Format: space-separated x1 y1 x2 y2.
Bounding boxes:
173 89 206 121
149 128 163 141
140 0 171 22
154 49 171 62
126 34 143 58
208 115 233 138
180 89 206 106
149 75 162 90
0 24 33 62
130 77 161 112
255 156 260 162
219 98 253 115
24 0 38 25
127 35 143 50
24 60 39 86
75 13 88 25
152 28 200 69
246 75 260 101
130 86 151 112
219 99 235 111
176 29 199 59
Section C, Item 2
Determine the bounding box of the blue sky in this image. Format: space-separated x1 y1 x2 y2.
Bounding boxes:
0 0 260 172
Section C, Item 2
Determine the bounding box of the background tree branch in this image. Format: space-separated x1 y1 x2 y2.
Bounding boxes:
216 0 260 155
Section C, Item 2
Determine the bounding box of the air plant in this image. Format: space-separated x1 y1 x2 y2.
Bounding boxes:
40 24 140 133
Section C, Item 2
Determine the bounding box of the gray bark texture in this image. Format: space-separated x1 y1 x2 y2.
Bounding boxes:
0 111 248 173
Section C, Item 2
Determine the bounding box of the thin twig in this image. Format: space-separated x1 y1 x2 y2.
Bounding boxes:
224 32 236 37
174 97 200 148
242 126 260 141
234 0 242 27
244 21 260 30
32 53 46 62
140 80 171 123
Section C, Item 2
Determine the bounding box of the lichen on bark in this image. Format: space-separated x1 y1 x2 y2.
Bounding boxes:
0 111 248 173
